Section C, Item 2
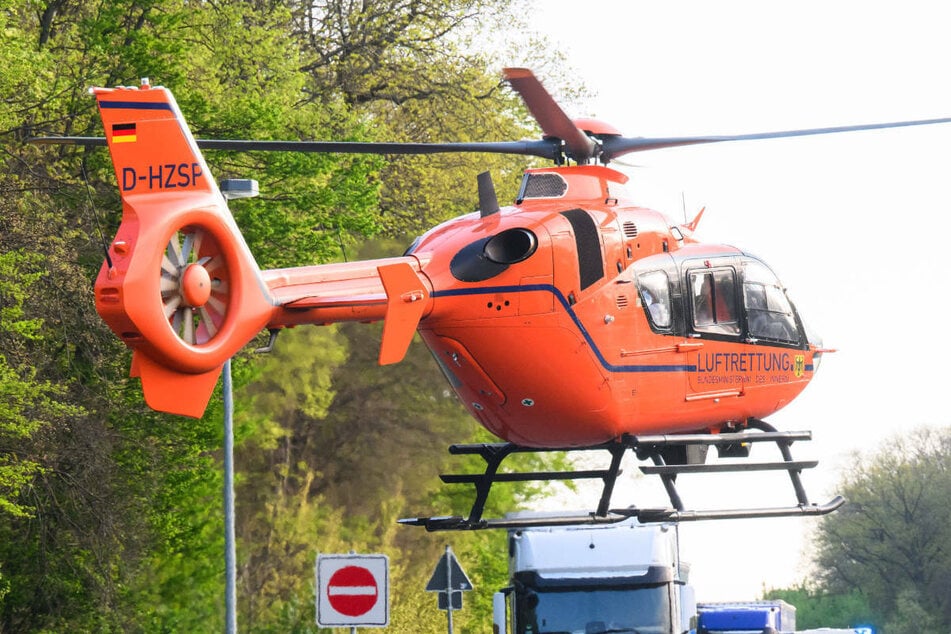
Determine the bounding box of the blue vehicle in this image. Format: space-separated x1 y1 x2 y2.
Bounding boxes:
696 600 796 634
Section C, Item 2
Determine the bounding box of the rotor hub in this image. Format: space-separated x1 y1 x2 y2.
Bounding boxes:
161 228 230 346
181 263 212 307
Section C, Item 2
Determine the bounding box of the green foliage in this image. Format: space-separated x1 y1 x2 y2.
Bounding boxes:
243 326 349 425
230 241 569 632
1 0 577 630
291 0 553 238
763 584 876 630
810 427 951 632
0 250 77 518
884 589 946 634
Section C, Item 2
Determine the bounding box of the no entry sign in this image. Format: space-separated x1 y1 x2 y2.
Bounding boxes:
316 554 389 627
328 565 378 616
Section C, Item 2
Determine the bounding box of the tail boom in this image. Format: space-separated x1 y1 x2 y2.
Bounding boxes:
263 256 433 364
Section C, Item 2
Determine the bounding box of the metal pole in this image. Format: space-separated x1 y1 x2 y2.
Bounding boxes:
445 545 454 634
350 549 357 634
224 359 237 634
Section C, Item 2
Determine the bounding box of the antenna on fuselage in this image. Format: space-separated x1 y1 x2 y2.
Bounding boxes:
478 171 500 218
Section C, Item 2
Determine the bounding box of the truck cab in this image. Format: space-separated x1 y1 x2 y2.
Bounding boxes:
492 517 696 634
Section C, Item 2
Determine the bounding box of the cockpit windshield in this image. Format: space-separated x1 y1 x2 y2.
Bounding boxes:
515 585 672 634
742 259 800 344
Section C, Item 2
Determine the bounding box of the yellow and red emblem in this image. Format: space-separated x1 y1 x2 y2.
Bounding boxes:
110 122 137 143
794 354 805 378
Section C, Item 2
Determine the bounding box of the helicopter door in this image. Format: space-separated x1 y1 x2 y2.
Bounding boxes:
687 267 740 337
684 264 744 398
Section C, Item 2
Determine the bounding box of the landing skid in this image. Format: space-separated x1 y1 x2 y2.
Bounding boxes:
399 420 844 531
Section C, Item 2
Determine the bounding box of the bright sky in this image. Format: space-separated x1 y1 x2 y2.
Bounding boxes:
525 0 951 603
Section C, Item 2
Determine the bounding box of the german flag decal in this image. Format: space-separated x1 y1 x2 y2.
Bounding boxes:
111 122 137 143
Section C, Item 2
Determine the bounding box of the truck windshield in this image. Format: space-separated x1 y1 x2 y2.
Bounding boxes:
516 585 671 634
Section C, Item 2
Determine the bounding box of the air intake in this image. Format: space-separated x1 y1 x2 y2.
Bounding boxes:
518 173 568 200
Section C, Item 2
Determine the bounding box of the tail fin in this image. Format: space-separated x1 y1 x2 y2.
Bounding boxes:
677 206 706 242
93 80 273 417
685 206 705 233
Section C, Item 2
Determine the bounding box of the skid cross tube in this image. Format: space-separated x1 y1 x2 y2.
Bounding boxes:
441 443 624 528
631 418 814 507
400 421 844 531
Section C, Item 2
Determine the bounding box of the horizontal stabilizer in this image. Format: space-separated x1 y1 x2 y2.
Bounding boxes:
378 262 430 364
262 257 432 365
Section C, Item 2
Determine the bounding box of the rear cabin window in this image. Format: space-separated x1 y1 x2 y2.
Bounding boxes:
743 261 799 343
637 270 672 329
689 268 740 335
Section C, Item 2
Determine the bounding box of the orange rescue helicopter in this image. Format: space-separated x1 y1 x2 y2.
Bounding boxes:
39 68 951 529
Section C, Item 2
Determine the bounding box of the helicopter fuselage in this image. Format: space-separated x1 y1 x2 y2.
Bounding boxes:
82 77 829 441
408 166 821 447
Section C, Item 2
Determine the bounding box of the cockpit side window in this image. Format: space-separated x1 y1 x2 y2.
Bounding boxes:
743 260 800 343
689 268 740 335
637 270 672 330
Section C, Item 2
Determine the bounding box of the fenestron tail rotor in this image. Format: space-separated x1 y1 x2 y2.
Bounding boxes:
160 228 231 346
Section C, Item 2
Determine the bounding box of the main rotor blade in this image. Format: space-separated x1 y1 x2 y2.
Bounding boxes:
29 136 562 161
503 67 598 163
601 116 951 160
32 115 951 164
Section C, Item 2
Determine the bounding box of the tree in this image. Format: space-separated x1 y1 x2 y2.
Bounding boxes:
2 0 577 629
1 0 375 628
812 427 951 632
231 240 571 631
0 250 82 518
763 584 875 630
290 0 572 238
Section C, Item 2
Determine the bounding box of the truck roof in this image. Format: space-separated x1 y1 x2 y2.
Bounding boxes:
508 517 684 581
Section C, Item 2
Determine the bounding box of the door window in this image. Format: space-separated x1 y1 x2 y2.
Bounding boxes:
637 270 672 329
689 269 740 335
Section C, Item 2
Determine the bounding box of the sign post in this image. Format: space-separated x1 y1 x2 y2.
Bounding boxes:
317 553 389 629
426 546 473 634
218 187 255 634
223 359 236 634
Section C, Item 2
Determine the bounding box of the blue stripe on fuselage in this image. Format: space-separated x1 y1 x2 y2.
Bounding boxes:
432 285 813 374
99 100 174 111
431 284 696 374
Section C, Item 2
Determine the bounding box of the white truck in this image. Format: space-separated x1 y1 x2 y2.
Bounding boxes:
491 516 696 634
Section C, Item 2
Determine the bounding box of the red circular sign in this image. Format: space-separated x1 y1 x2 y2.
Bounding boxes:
327 565 379 617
